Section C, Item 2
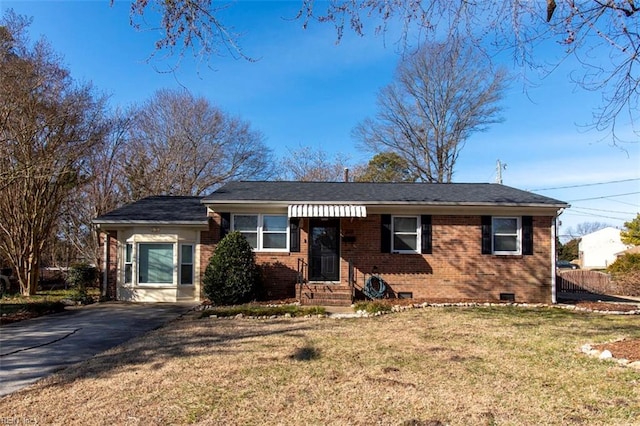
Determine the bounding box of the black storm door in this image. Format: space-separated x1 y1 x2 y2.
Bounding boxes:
309 219 340 281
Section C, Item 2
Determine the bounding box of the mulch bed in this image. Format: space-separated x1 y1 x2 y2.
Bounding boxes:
593 339 640 363
573 301 639 312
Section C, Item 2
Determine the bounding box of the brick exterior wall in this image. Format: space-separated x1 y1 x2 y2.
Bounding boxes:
204 213 555 304
99 231 118 300
342 215 553 303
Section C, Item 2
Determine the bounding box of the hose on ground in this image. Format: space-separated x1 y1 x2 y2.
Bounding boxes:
363 274 386 299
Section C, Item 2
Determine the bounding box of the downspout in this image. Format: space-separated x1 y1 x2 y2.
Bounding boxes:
551 217 556 304
550 210 563 304
102 230 109 299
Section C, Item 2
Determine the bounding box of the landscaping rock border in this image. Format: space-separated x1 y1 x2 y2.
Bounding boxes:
580 342 640 370
198 300 640 320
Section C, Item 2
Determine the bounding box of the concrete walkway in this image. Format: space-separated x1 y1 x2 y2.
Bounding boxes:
0 302 195 397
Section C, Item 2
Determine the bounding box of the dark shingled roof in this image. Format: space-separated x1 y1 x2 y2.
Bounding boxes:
202 181 568 207
93 196 208 224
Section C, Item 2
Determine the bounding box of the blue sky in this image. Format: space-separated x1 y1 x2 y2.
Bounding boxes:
3 0 639 238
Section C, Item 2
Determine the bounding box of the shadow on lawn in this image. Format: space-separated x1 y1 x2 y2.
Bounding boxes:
34 316 315 391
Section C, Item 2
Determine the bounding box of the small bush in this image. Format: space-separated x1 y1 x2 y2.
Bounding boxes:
203 232 259 305
67 263 98 288
607 253 640 296
66 263 98 305
607 253 640 274
354 301 392 314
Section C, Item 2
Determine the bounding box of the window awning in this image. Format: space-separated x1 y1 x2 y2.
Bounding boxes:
287 204 367 218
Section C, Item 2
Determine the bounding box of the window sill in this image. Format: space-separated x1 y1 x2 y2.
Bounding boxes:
491 253 523 258
124 284 178 289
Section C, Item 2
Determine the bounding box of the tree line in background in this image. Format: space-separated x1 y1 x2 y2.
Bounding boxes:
1 7 638 296
1 10 504 295
0 12 274 295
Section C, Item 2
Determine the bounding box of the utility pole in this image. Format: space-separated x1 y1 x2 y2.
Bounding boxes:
496 159 506 184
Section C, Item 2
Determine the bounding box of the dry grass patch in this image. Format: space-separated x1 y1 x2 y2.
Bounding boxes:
1 306 639 425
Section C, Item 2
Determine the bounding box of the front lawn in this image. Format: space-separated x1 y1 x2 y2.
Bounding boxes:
0 288 100 324
0 306 638 425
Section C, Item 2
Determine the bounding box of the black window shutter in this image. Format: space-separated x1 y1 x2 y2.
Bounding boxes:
381 214 391 253
421 215 432 254
522 216 533 255
481 216 492 255
289 218 300 252
220 213 231 240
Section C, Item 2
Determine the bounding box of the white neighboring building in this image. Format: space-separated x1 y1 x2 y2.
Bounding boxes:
579 227 632 269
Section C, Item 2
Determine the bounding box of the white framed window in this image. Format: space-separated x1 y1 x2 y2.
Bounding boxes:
180 244 194 285
233 215 258 248
492 217 521 255
124 243 133 284
138 243 174 285
232 214 288 251
392 216 421 253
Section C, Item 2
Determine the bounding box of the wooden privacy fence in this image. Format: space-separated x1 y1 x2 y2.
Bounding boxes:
557 270 612 294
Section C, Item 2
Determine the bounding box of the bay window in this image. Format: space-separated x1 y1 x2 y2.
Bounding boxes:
123 241 196 286
180 244 194 285
138 243 174 284
124 243 133 284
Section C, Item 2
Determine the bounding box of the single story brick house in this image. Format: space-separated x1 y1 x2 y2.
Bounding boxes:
93 181 568 305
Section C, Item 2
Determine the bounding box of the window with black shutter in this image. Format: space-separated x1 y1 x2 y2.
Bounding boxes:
220 212 231 240
421 215 432 254
481 216 492 254
290 218 300 253
381 214 391 253
522 216 533 255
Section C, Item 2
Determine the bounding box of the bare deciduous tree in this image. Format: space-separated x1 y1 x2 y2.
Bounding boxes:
354 38 508 183
278 146 353 182
567 221 612 238
123 1 640 141
55 110 133 269
123 89 273 198
0 10 108 295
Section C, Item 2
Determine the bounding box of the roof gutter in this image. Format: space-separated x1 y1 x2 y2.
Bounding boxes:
202 200 569 209
93 220 209 228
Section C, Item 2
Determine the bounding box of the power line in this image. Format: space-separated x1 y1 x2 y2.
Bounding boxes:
571 206 637 214
610 198 640 207
567 191 640 202
562 211 628 221
531 178 640 191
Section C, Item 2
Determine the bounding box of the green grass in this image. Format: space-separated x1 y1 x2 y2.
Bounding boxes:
0 288 100 321
200 303 326 318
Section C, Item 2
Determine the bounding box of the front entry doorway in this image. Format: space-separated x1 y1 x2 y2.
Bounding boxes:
309 219 340 281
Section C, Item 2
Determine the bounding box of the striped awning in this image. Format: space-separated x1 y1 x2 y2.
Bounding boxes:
287 204 367 218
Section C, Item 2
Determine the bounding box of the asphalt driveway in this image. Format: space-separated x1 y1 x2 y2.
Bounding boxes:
0 302 195 397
